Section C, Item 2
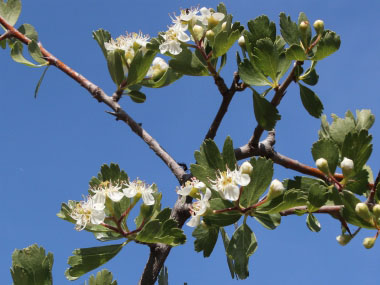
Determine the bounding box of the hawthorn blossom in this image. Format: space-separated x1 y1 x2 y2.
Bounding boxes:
70 195 106 231
199 7 225 26
186 188 211 227
159 23 190 55
210 167 250 201
123 179 155 205
92 182 124 203
146 57 169 79
176 177 207 204
179 7 200 26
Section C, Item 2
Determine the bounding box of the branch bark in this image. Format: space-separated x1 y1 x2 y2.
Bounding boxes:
280 205 343 216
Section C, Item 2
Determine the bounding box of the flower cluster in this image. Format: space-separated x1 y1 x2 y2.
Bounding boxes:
70 179 155 231
104 31 150 66
159 6 225 55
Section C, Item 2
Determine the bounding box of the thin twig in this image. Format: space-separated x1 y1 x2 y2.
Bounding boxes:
0 30 11 41
367 170 380 205
280 205 343 216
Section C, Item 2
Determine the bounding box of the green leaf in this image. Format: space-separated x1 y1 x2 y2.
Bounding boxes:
126 50 156 87
276 53 292 81
92 29 112 59
247 15 276 45
341 130 372 172
213 29 241 58
128 90 146 103
10 41 42 67
193 225 219 257
222 136 237 170
253 38 279 81
345 169 369 195
328 115 356 146
252 90 281 130
203 139 225 171
18 24 38 41
240 157 274 207
65 244 124 281
227 223 258 280
90 163 128 186
308 183 328 209
257 189 308 214
298 12 312 49
279 12 299 45
0 38 6 49
311 139 340 173
141 67 182 88
220 228 235 279
238 59 271 86
285 44 306 61
218 53 227 73
0 0 21 26
134 192 162 228
312 31 341 61
189 164 215 189
106 50 125 85
87 269 117 285
254 212 281 230
355 109 375 131
204 198 241 227
298 83 324 118
136 212 186 246
11 244 53 285
158 266 168 285
34 65 50 98
301 67 319 86
339 190 374 228
169 47 209 76
28 40 48 65
306 213 321 232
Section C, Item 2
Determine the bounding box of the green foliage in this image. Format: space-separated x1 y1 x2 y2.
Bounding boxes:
298 12 312 50
193 225 219 257
34 65 50 98
298 83 324 118
125 50 157 87
252 89 281 130
141 67 182 88
311 139 340 173
127 90 146 103
65 244 124 280
203 198 241 226
279 13 299 45
0 0 22 26
11 244 53 285
158 267 169 285
307 183 328 211
306 213 321 232
253 212 281 230
226 223 258 280
169 47 209 76
240 157 274 207
135 208 186 246
86 269 117 285
106 50 125 85
312 31 341 61
92 29 112 59
220 228 235 279
89 163 129 187
238 58 272 86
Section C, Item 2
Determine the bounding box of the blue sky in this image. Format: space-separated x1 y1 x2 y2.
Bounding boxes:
2 0 380 284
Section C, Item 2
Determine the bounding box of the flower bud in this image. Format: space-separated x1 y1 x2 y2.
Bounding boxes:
316 158 330 175
205 30 215 41
240 161 253 175
192 25 204 41
363 237 376 249
221 22 227 31
299 21 309 32
313 19 324 34
355 202 371 221
267 179 285 200
340 157 354 177
336 234 352 246
238 36 246 48
372 204 380 218
147 57 169 80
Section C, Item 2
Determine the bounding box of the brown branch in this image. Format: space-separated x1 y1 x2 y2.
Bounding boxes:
248 61 302 148
0 30 11 41
367 170 380 205
0 15 186 184
280 205 343 216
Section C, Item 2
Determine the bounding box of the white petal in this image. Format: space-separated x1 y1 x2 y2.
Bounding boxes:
223 184 240 201
203 188 212 201
212 13 225 21
142 192 155 205
123 187 137 198
186 215 201 227
91 210 105 225
177 31 190 42
108 191 124 202
236 173 250 186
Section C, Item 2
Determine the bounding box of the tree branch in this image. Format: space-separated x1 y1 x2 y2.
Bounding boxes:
367 170 380 205
0 15 186 184
280 205 343 216
0 30 11 41
248 61 301 148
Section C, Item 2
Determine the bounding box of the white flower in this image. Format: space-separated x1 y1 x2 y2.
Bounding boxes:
186 188 211 227
159 24 190 55
70 195 106 231
199 7 225 27
123 179 155 205
92 182 124 202
267 179 284 200
176 177 206 204
179 7 199 26
210 167 250 201
147 57 169 79
240 161 253 175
